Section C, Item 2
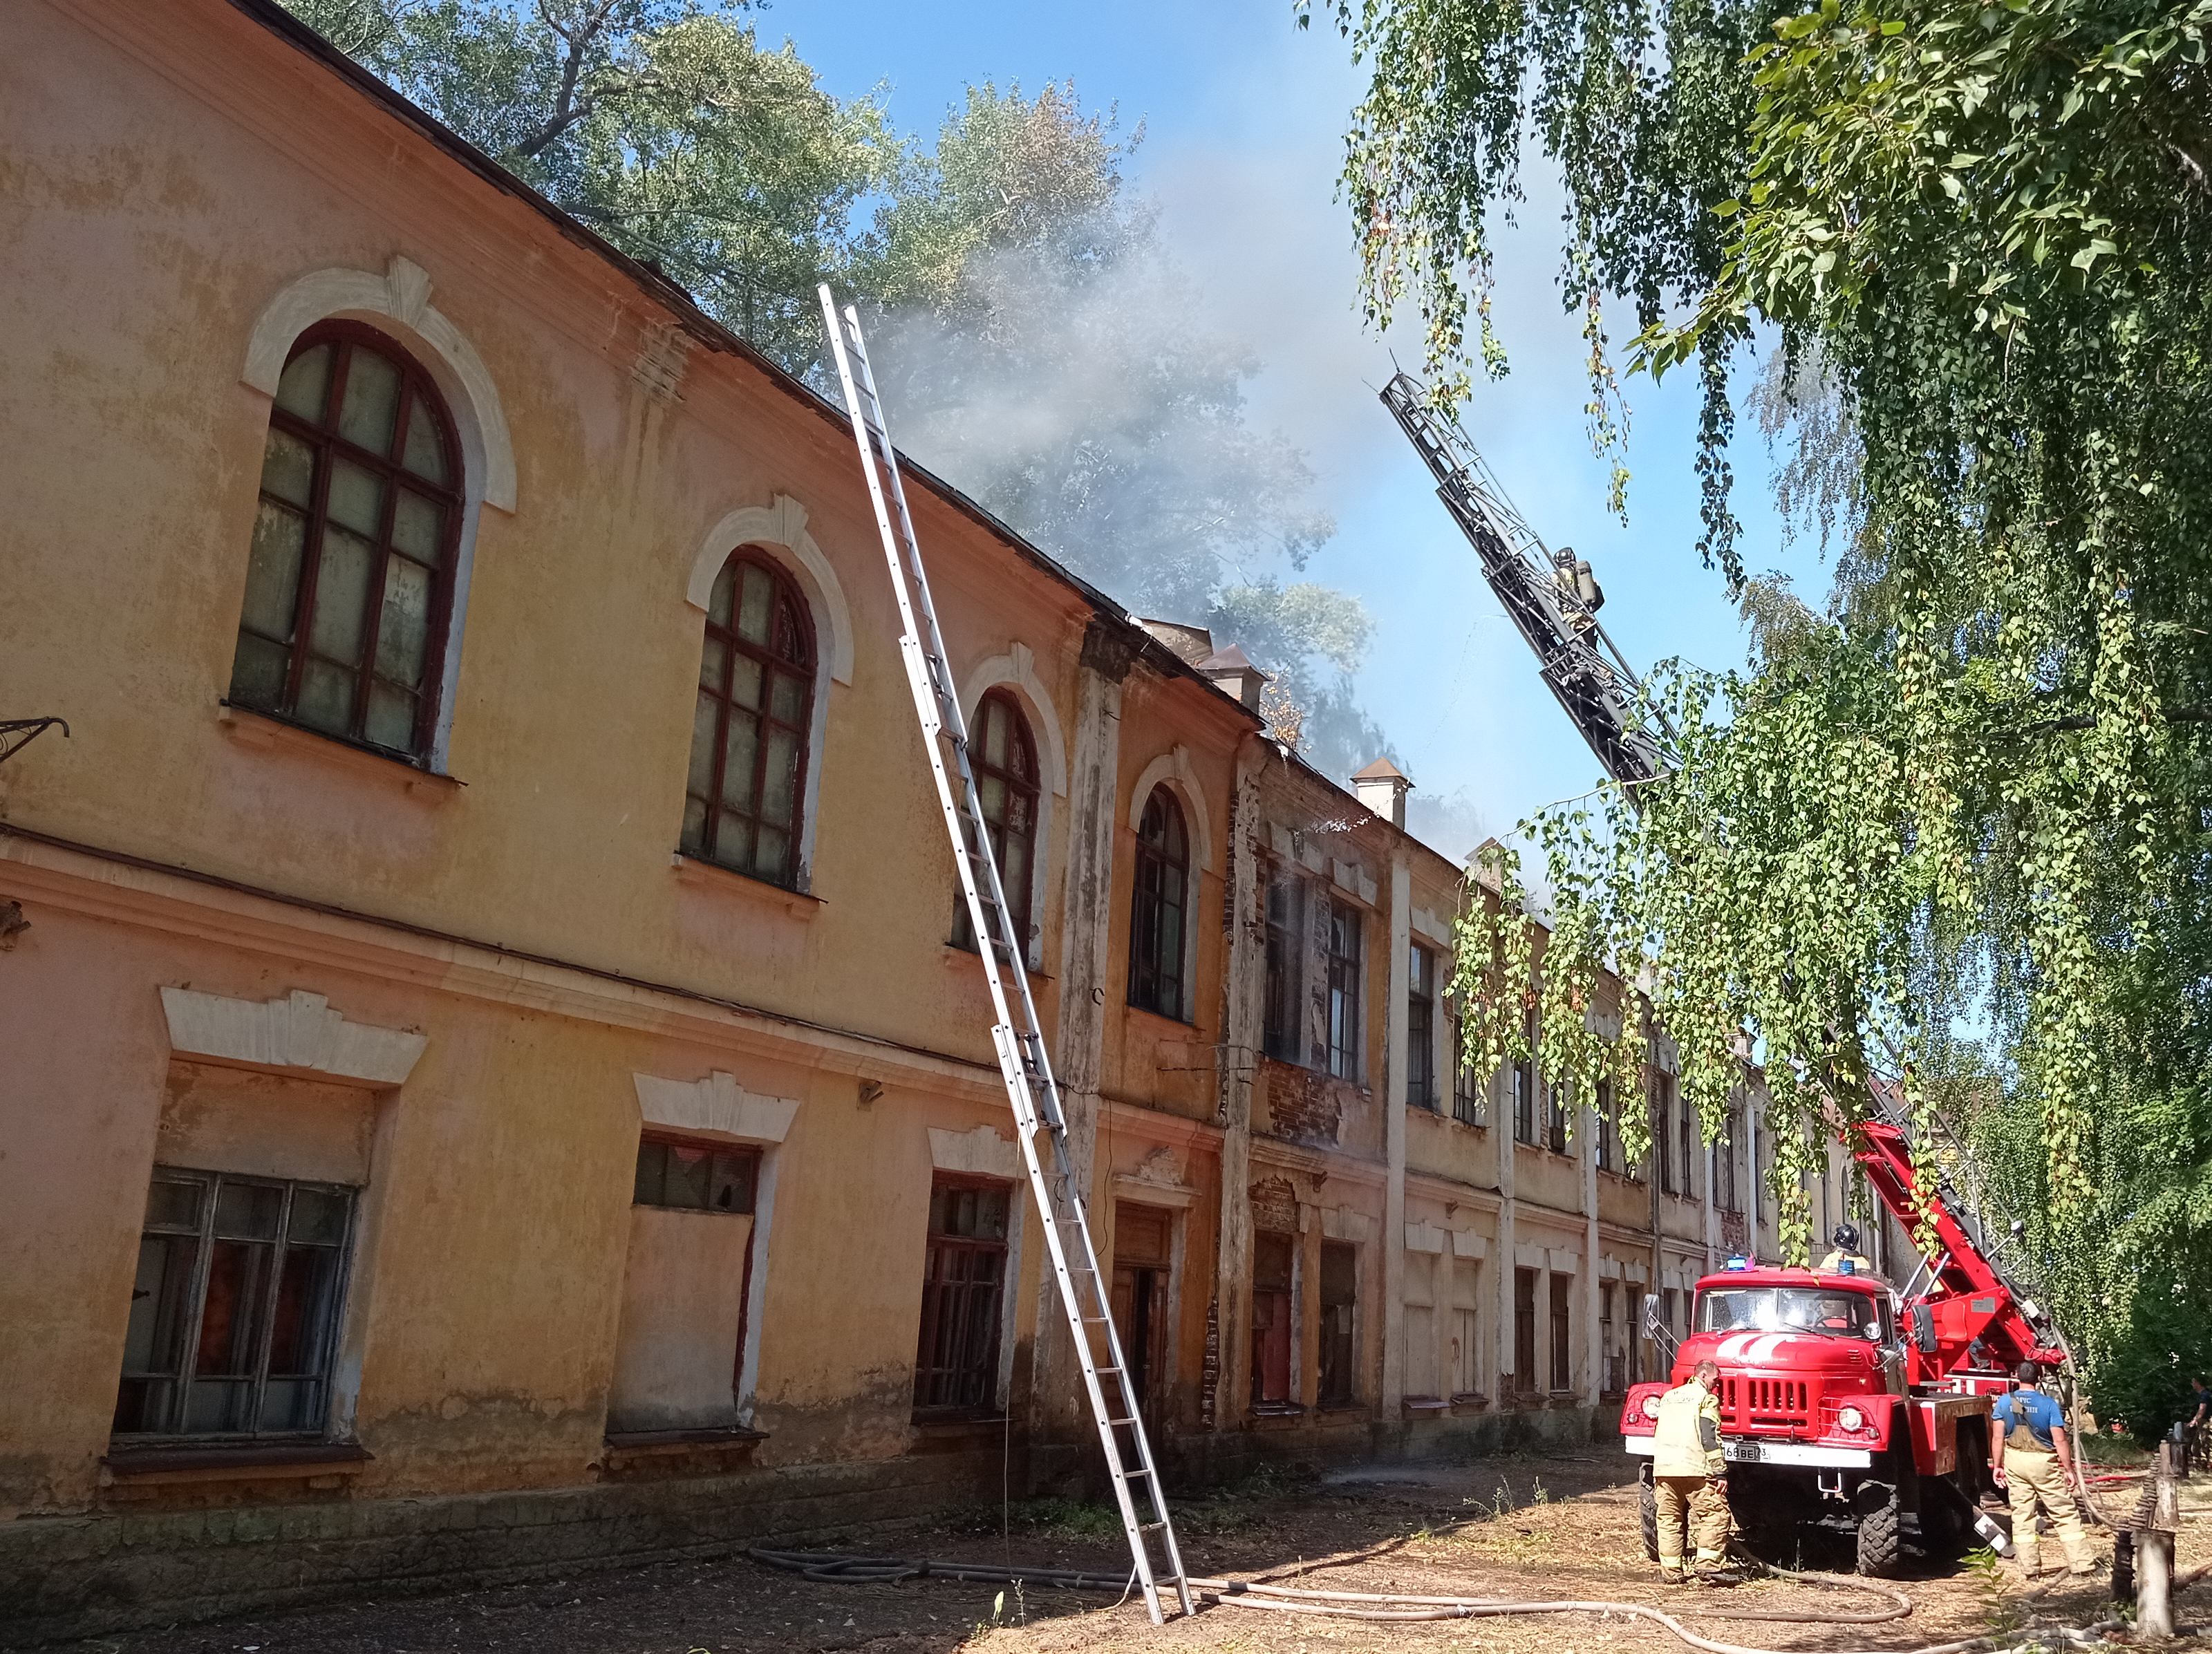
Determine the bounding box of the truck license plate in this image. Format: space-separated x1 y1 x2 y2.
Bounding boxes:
1729 1442 1762 1463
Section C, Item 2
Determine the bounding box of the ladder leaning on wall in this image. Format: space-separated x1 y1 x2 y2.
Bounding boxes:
816 286 1194 1626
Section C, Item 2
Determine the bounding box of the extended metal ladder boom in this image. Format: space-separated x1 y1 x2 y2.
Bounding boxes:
1379 372 1671 787
818 288 1194 1626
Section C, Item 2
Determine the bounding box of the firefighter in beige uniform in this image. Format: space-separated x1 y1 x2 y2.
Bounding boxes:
1991 1362 2094 1578
1651 1358 1736 1584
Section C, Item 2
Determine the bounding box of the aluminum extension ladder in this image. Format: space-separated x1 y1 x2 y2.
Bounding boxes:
818 287 1194 1625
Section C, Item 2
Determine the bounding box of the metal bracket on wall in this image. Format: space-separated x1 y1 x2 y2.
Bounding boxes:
0 717 68 766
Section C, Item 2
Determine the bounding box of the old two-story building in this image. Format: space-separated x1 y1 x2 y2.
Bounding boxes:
0 0 1862 1639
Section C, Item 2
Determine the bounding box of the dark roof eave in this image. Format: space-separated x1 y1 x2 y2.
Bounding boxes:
221 0 1261 730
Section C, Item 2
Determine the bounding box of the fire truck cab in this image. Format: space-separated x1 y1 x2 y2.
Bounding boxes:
1620 1263 1996 1576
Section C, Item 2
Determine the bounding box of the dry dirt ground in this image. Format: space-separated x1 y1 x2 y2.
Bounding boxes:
45 1454 2209 1654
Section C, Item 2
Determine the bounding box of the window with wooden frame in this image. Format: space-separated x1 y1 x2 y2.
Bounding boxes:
1407 945 1436 1110
1676 1078 1698 1202
633 1136 760 1215
229 323 462 760
1512 1266 1538 1395
913 1178 1011 1416
114 1169 354 1440
1595 1079 1618 1172
684 550 816 890
1601 1282 1623 1396
1262 871 1304 1062
952 689 1040 959
1326 899 1362 1080
1653 1073 1675 1192
1127 787 1190 1019
1317 1241 1358 1406
1548 1273 1573 1393
1250 1231 1297 1407
1716 1108 1740 1213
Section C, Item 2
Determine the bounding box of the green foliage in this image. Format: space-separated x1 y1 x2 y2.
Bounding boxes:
283 0 895 368
1324 0 2212 1338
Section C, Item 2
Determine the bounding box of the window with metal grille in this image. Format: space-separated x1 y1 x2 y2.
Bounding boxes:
229 323 462 760
634 1136 760 1214
114 1169 354 1440
683 551 816 888
913 1178 1011 1415
1327 900 1362 1080
1318 1241 1358 1405
952 689 1040 958
1262 872 1303 1062
1127 787 1190 1019
1450 1013 1484 1125
1512 1267 1537 1394
1548 1273 1573 1393
1407 945 1436 1109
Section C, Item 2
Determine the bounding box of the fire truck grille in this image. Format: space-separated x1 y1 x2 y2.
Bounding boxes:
1722 1378 1811 1426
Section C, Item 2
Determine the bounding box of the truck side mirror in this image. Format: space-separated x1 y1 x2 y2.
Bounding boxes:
1908 1304 1936 1351
1642 1293 1662 1338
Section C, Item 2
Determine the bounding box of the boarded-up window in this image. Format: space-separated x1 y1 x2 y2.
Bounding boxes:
914 1178 1011 1415
1111 1203 1174 1431
115 1169 355 1439
1318 1241 1358 1405
1402 1249 1438 1398
609 1135 761 1433
1450 1258 1483 1397
1250 1231 1295 1405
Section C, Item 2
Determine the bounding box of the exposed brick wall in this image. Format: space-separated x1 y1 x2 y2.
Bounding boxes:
1257 1056 1358 1147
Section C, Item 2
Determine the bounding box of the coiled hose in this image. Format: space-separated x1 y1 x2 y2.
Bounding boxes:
746 1546 2004 1654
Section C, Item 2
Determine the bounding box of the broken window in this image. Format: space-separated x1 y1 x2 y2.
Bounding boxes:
953 689 1040 958
634 1137 759 1214
1127 787 1190 1019
1407 945 1436 1109
1601 1282 1623 1396
1512 1266 1538 1394
228 323 463 759
114 1169 354 1440
1326 901 1362 1080
914 1178 1011 1415
683 549 816 889
1548 1273 1573 1393
1262 872 1303 1062
1318 1241 1358 1405
1250 1231 1295 1407
1653 1072 1674 1192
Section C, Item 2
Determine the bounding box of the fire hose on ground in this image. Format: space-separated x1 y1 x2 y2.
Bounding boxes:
747 1545 2070 1654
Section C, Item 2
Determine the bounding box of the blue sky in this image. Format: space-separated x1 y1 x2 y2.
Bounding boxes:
772 0 1823 845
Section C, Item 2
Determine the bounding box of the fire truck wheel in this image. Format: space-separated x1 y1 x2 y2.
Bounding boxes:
1640 1475 1660 1562
1854 1480 1903 1577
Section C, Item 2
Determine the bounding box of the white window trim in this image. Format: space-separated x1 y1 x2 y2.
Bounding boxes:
631 1071 800 1427
684 496 854 892
240 258 514 772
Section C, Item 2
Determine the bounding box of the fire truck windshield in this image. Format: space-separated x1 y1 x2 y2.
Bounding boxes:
1696 1287 1882 1340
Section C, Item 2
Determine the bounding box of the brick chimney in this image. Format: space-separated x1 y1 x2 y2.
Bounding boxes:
1352 758 1412 827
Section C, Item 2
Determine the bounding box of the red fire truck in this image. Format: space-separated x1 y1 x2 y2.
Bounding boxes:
1619 1116 2070 1576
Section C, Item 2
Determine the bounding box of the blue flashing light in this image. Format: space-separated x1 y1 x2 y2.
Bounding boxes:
1725 1255 1752 1270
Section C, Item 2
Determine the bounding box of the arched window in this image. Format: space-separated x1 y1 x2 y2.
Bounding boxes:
1127 787 1190 1018
954 689 1041 957
684 550 816 888
229 323 463 758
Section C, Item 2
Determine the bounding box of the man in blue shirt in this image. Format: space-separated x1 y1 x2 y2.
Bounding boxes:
1991 1363 2094 1577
